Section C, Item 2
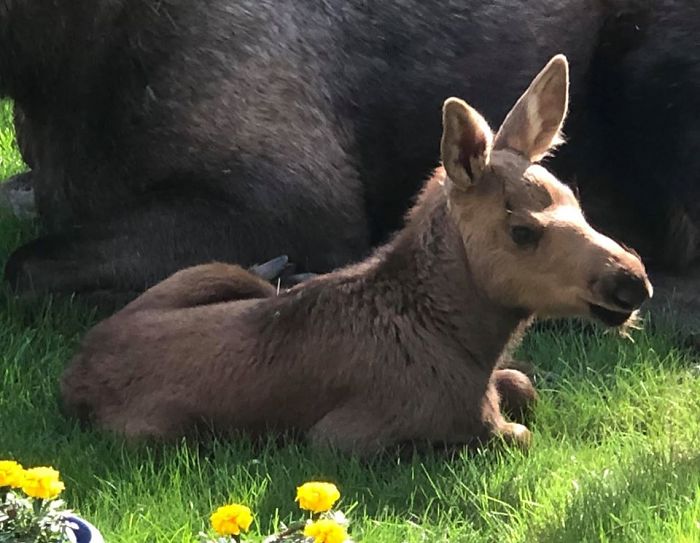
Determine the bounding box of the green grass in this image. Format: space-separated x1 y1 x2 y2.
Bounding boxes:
0 102 25 179
0 100 699 542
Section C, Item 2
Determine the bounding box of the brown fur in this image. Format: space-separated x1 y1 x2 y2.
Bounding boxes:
61 56 652 456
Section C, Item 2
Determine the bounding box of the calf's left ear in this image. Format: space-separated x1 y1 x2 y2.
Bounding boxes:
493 54 570 162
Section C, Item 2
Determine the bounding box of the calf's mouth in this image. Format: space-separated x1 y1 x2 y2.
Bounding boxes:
588 303 634 327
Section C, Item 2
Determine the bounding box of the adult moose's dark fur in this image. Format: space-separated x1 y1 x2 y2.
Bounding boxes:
61 57 653 455
0 0 697 307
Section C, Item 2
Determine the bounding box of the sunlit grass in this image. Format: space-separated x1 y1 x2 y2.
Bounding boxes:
0 101 24 179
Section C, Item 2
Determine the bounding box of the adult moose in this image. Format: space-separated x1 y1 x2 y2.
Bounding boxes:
61 56 653 454
0 0 697 307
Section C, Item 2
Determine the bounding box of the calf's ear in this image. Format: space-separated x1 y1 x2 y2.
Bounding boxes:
493 54 569 162
441 97 493 189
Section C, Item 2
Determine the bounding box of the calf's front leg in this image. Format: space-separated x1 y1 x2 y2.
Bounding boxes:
492 368 538 423
307 405 398 458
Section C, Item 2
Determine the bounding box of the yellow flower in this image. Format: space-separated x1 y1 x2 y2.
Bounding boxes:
295 482 340 513
210 503 254 536
20 467 65 500
303 519 348 543
0 460 25 488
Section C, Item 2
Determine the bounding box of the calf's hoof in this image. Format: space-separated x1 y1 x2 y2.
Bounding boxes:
285 272 318 285
500 422 532 450
249 255 290 281
249 255 318 288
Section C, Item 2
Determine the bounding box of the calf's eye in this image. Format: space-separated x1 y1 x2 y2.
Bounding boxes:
510 225 542 247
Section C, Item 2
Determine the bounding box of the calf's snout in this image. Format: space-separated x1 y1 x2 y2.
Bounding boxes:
601 270 652 311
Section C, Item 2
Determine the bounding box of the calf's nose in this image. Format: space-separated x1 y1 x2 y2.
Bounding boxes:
605 271 652 310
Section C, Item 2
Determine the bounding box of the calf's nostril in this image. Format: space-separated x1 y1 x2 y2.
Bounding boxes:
611 273 651 310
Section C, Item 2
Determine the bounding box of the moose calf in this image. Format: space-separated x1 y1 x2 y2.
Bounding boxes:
61 56 652 456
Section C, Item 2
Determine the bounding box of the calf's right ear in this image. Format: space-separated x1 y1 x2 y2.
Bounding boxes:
441 97 493 189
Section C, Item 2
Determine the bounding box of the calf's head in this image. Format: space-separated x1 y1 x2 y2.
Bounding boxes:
440 54 652 326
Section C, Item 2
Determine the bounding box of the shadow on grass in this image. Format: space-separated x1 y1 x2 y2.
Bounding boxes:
529 450 700 542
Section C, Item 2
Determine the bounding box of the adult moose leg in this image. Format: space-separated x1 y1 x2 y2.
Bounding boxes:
6 167 370 311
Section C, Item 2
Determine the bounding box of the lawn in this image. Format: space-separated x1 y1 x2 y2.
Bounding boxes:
0 100 699 543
